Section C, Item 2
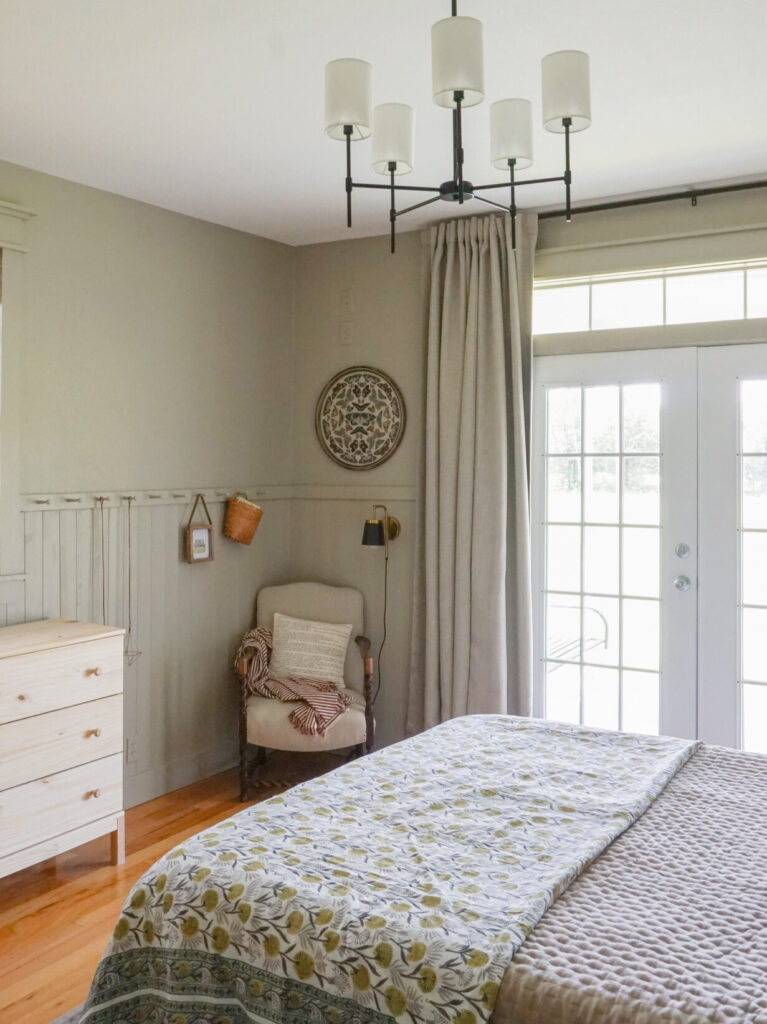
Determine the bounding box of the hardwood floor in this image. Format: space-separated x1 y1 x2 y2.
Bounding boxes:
0 754 340 1024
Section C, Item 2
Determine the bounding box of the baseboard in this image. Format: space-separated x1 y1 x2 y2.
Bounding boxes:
125 743 237 808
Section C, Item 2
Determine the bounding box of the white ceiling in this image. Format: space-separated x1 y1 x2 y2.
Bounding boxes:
0 0 765 246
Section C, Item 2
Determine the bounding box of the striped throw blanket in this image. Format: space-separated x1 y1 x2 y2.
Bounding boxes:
236 627 352 736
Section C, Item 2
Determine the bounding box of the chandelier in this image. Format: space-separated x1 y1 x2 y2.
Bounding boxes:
324 1 591 252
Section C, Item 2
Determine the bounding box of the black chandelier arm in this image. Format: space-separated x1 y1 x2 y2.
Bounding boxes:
351 181 442 193
509 160 517 249
344 126 353 228
473 174 566 192
563 117 572 221
473 193 510 213
389 163 397 253
453 91 465 202
396 194 443 217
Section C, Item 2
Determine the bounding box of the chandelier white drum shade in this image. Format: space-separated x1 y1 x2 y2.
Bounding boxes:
324 1 591 251
372 104 414 175
431 16 484 108
490 99 533 170
324 58 372 141
541 51 591 132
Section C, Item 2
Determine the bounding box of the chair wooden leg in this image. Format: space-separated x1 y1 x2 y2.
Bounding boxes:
239 747 251 802
239 703 251 801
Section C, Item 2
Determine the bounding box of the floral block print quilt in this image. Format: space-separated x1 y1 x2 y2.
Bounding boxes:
83 715 698 1024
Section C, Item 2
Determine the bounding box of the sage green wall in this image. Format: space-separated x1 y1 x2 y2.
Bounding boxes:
0 160 296 494
290 231 425 748
0 159 298 804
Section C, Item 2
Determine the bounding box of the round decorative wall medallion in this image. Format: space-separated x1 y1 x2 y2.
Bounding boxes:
315 366 406 470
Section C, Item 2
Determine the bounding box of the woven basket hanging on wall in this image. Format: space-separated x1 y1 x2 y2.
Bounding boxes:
224 494 263 545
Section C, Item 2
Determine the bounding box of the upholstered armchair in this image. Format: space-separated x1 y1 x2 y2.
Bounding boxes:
235 582 375 800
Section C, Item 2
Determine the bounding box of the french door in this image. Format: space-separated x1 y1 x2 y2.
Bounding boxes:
532 342 767 750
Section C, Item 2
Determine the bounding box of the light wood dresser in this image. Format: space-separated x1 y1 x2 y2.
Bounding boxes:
0 618 125 878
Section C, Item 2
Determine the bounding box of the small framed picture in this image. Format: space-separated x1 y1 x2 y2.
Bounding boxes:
186 523 213 563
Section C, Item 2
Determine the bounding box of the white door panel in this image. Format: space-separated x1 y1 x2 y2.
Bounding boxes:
699 342 767 750
532 348 698 740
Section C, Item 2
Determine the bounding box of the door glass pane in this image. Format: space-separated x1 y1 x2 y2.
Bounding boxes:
741 380 767 452
623 457 660 525
742 532 767 606
742 608 767 682
742 684 767 753
622 599 660 671
584 456 619 523
622 671 660 735
583 667 619 729
742 457 767 529
545 662 580 724
583 526 619 594
622 528 660 597
623 383 660 452
542 382 663 736
582 596 619 666
548 387 582 453
740 379 767 751
546 594 581 662
547 457 581 522
584 386 619 452
547 525 581 591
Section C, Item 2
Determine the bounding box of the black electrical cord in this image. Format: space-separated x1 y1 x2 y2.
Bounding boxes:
374 554 388 705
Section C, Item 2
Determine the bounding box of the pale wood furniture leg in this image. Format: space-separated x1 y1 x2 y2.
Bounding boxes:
110 812 125 865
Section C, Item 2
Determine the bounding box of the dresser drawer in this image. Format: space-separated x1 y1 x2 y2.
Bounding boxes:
0 636 123 724
0 753 122 858
0 695 123 790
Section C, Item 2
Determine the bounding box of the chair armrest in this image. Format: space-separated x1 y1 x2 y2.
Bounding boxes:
235 653 253 678
355 635 375 753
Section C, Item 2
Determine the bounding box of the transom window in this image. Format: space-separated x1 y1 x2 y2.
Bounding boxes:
534 259 767 335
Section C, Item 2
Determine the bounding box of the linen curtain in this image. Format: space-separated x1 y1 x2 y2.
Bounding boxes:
406 212 538 735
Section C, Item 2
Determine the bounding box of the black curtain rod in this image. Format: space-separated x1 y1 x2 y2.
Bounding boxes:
538 178 767 220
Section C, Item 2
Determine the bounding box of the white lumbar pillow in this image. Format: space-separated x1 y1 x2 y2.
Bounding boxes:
269 612 352 688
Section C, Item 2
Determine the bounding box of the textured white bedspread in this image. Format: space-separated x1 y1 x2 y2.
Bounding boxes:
494 745 767 1024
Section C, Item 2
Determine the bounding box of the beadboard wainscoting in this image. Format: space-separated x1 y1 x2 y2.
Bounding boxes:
3 489 294 807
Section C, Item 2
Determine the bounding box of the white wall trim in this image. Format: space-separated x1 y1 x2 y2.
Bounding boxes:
18 482 417 512
291 484 416 502
18 486 293 512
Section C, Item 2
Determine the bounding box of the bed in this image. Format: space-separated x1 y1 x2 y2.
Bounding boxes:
81 716 767 1024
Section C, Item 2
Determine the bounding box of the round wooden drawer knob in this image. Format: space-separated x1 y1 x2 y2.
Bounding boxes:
85 788 101 799
85 728 102 738
86 667 103 677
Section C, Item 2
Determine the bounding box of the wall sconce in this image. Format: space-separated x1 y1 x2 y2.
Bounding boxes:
361 505 401 559
361 504 401 709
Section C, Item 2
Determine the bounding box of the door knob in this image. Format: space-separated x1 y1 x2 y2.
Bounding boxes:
674 575 691 591
675 543 690 559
